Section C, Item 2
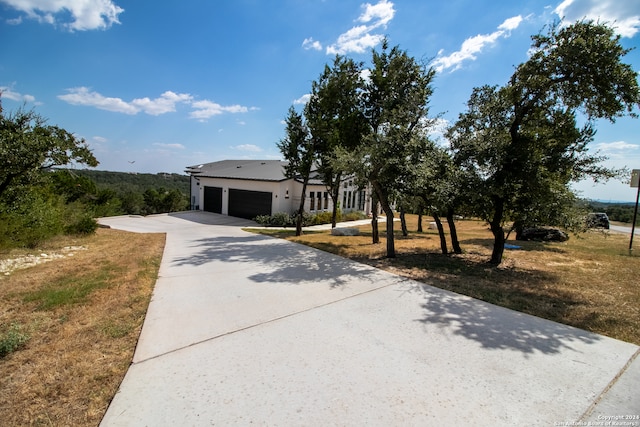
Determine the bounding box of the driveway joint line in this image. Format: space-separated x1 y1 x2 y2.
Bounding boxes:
578 346 640 421
132 281 399 366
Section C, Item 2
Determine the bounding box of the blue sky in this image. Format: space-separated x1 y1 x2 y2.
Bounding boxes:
1 0 639 202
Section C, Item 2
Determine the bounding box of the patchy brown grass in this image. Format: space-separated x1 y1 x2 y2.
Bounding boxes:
251 215 640 345
0 228 165 426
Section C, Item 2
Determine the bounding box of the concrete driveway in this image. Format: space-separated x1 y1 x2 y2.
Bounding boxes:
98 212 639 426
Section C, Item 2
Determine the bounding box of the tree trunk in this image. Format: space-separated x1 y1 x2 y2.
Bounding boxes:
371 194 380 244
433 213 448 254
512 220 524 241
384 206 395 258
400 205 408 236
295 179 309 236
417 210 423 232
330 172 342 228
446 209 462 254
489 198 505 265
372 180 395 258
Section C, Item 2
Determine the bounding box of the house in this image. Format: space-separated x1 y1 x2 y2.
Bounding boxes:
185 160 371 220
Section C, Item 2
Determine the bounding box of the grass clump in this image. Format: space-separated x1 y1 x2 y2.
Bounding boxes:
22 264 118 310
0 323 30 358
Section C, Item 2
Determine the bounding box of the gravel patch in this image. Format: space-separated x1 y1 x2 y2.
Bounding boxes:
1 246 87 276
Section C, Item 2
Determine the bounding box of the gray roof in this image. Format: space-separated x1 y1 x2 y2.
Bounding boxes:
186 159 329 186
185 160 289 182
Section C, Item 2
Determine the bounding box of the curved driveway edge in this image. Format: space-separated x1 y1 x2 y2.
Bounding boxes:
98 212 639 426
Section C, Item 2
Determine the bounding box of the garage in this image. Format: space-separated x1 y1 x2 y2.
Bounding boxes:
203 186 223 214
229 189 272 220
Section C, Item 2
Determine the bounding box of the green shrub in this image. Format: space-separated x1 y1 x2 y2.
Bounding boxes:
253 214 272 226
270 212 294 227
0 190 64 249
311 211 336 225
343 211 367 221
0 323 30 358
253 209 367 227
65 215 99 235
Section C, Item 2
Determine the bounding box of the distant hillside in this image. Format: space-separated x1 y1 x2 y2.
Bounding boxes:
68 169 190 195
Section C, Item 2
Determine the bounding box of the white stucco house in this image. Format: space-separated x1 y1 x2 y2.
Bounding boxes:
185 160 371 220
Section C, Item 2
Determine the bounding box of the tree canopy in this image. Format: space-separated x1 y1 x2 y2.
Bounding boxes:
305 55 367 227
448 21 640 264
277 106 314 236
339 40 436 257
0 102 98 199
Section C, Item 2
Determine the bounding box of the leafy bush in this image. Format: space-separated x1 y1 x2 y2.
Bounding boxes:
271 212 294 227
254 212 295 227
343 211 367 221
0 189 64 249
310 210 336 225
66 215 99 235
0 323 30 358
253 209 368 227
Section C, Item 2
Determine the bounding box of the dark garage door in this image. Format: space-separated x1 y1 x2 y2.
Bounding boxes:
228 189 272 220
203 186 223 214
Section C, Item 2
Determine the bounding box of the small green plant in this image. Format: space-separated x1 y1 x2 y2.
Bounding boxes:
0 323 30 358
65 215 99 235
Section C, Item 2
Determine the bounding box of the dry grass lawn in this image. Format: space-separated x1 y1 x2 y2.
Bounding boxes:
254 215 640 345
0 228 165 426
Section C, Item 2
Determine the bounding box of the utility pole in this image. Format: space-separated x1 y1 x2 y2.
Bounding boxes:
630 169 640 252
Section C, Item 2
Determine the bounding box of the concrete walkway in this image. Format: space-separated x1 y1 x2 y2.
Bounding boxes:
98 212 639 426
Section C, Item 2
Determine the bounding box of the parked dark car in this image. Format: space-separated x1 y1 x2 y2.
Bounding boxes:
586 212 610 229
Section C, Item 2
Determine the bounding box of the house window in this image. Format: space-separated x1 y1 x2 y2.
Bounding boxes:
342 192 347 209
352 191 356 210
324 192 328 210
358 190 366 211
310 192 315 210
317 192 322 210
347 191 352 209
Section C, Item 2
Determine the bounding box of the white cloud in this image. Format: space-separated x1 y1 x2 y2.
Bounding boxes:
132 91 193 115
153 142 186 150
190 100 249 120
59 87 138 114
555 0 640 38
358 0 394 25
1 0 124 31
325 0 395 55
594 141 639 152
232 144 263 152
302 37 323 51
293 94 311 105
0 85 37 103
433 15 523 73
499 15 523 31
92 136 108 143
59 87 252 120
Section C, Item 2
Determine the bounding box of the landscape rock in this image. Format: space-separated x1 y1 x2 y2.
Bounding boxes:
331 227 360 236
518 227 569 242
